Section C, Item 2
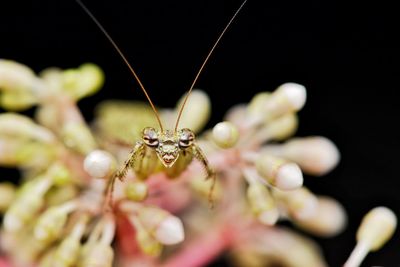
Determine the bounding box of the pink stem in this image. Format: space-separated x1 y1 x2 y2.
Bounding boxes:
0 258 11 267
115 213 140 257
161 225 235 267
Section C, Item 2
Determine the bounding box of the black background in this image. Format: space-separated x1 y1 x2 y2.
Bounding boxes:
1 1 399 266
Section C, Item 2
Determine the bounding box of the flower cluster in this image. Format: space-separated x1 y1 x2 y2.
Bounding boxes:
0 60 396 267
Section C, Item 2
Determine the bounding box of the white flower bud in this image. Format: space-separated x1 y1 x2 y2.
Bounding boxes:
294 196 347 237
155 215 185 245
264 136 340 176
84 150 115 179
276 83 307 111
344 207 397 267
247 83 306 125
138 206 185 245
0 59 36 91
274 187 318 221
256 154 303 190
212 121 239 149
356 207 397 251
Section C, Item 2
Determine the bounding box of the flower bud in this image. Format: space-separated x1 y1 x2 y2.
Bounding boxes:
38 248 56 267
155 216 185 245
34 202 76 244
248 83 306 125
250 114 298 146
274 83 307 111
175 90 210 133
344 207 397 267
357 207 396 251
0 182 16 212
125 181 149 202
264 136 340 176
53 237 81 267
225 104 247 126
232 227 328 267
15 141 56 168
294 196 347 237
62 122 97 154
79 243 114 267
48 162 72 186
45 185 78 207
53 216 88 267
62 63 104 100
84 150 116 179
136 227 163 257
264 113 298 141
247 92 271 116
3 194 42 232
256 154 303 190
0 113 56 143
0 90 38 111
0 60 46 110
3 178 52 232
247 182 279 225
94 100 157 144
212 121 239 149
138 206 185 245
274 187 318 221
0 59 36 91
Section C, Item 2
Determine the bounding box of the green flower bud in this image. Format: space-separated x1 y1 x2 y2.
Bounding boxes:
0 182 16 212
61 122 97 154
34 202 76 244
125 181 149 202
175 90 211 133
136 228 163 257
62 63 104 100
79 243 113 267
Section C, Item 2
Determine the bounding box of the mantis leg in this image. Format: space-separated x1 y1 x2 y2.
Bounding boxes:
115 141 146 181
192 144 216 207
104 141 146 211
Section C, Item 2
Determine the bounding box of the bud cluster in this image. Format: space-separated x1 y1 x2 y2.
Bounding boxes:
0 60 396 267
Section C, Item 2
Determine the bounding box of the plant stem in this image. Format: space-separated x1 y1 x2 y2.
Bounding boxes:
161 225 234 267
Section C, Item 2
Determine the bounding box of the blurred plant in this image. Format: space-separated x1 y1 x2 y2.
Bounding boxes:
0 60 397 267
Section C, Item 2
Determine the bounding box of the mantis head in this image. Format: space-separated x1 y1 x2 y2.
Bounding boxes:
142 127 195 168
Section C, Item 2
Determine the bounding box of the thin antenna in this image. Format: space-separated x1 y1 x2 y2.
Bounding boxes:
174 0 248 132
75 0 164 131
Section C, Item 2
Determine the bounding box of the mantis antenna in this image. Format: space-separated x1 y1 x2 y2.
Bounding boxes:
174 0 248 132
75 0 164 132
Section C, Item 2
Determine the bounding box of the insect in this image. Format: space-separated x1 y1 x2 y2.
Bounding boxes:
76 0 248 206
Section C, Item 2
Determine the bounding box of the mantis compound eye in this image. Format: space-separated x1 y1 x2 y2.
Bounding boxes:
142 127 159 147
178 128 195 148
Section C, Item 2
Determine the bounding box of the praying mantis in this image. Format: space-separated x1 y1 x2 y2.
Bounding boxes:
76 0 248 205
